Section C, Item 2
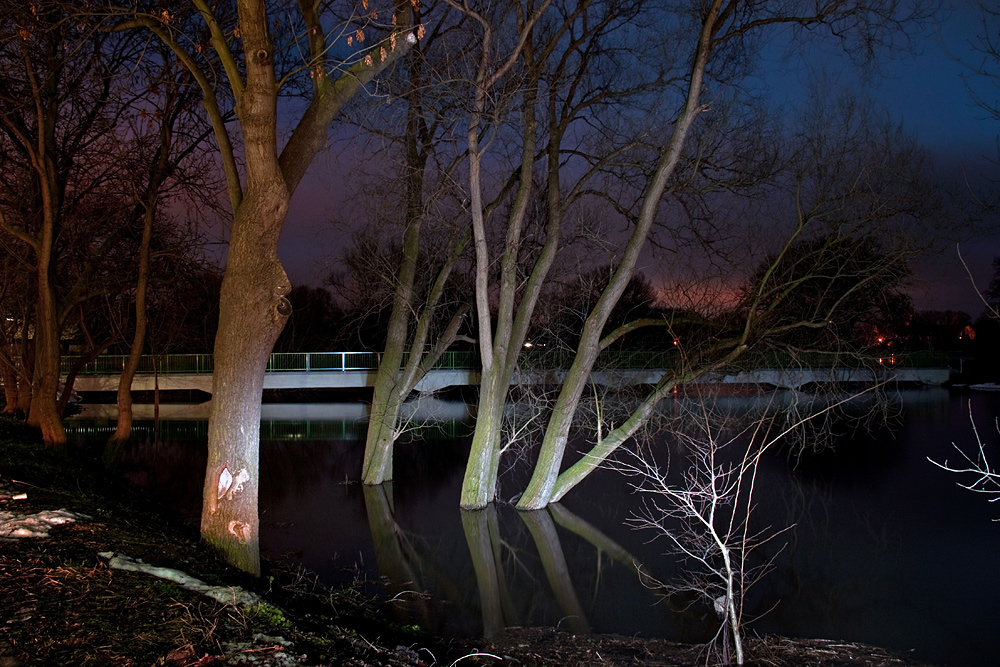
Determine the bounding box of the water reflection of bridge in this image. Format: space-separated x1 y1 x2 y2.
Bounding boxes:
64 399 475 441
65 350 950 394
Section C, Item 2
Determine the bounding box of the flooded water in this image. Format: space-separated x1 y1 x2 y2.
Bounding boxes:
65 388 1000 667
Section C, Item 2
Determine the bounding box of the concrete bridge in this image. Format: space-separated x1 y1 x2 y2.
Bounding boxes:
66 351 949 394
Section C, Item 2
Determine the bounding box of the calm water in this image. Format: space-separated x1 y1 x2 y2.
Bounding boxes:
67 388 1000 667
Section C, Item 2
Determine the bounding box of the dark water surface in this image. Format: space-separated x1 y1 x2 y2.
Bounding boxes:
67 389 1000 667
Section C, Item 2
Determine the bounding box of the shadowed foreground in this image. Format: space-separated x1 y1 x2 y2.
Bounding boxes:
0 418 937 667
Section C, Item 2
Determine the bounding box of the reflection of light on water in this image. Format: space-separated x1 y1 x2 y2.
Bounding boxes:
71 398 474 422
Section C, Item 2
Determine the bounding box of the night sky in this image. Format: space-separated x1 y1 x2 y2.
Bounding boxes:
274 0 1000 318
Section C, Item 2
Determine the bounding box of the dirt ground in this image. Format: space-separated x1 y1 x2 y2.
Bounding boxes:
0 418 939 667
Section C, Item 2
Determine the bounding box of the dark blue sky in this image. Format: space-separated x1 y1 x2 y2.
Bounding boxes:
276 0 1000 317
744 0 1000 315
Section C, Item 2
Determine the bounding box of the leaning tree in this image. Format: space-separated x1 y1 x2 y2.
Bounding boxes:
438 0 936 509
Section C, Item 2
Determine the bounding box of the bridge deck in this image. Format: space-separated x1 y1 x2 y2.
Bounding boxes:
69 365 948 394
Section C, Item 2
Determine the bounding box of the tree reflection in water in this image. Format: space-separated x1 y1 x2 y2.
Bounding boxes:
64 392 1000 667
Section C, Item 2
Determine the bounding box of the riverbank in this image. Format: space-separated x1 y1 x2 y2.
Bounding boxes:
0 418 938 666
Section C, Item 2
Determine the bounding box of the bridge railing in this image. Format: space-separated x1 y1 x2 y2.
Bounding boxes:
61 348 950 376
62 353 216 375
61 350 482 375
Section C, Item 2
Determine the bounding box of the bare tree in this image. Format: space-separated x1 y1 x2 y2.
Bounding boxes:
514 81 943 510
112 0 418 574
617 386 883 665
619 405 787 666
449 0 671 508
930 404 1000 516
0 3 152 444
437 0 935 510
352 12 475 482
104 41 219 461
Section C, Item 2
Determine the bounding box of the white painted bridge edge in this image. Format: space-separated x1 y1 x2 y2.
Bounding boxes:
69 366 949 394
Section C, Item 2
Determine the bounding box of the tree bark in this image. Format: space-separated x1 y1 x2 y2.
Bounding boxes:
201 185 291 575
362 103 425 483
28 259 65 446
459 25 542 508
105 199 156 467
196 0 415 574
199 0 291 574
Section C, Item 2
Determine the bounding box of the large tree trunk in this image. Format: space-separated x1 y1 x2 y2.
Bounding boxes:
177 0 412 575
364 276 470 485
198 3 292 575
200 187 291 576
362 48 426 485
363 373 406 483
460 371 506 507
28 271 65 446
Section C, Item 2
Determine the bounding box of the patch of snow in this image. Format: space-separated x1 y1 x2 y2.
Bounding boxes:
0 509 90 538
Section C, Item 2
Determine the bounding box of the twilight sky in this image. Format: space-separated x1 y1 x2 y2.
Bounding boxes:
274 0 1000 318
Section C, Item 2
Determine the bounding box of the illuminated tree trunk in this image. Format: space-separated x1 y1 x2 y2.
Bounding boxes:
516 0 714 509
456 7 550 508
460 371 506 506
185 0 414 575
363 174 422 484
201 183 291 576
198 4 291 574
362 36 473 486
363 377 405 483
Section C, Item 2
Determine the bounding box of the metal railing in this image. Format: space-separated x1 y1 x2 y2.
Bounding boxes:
61 350 479 376
61 348 950 376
